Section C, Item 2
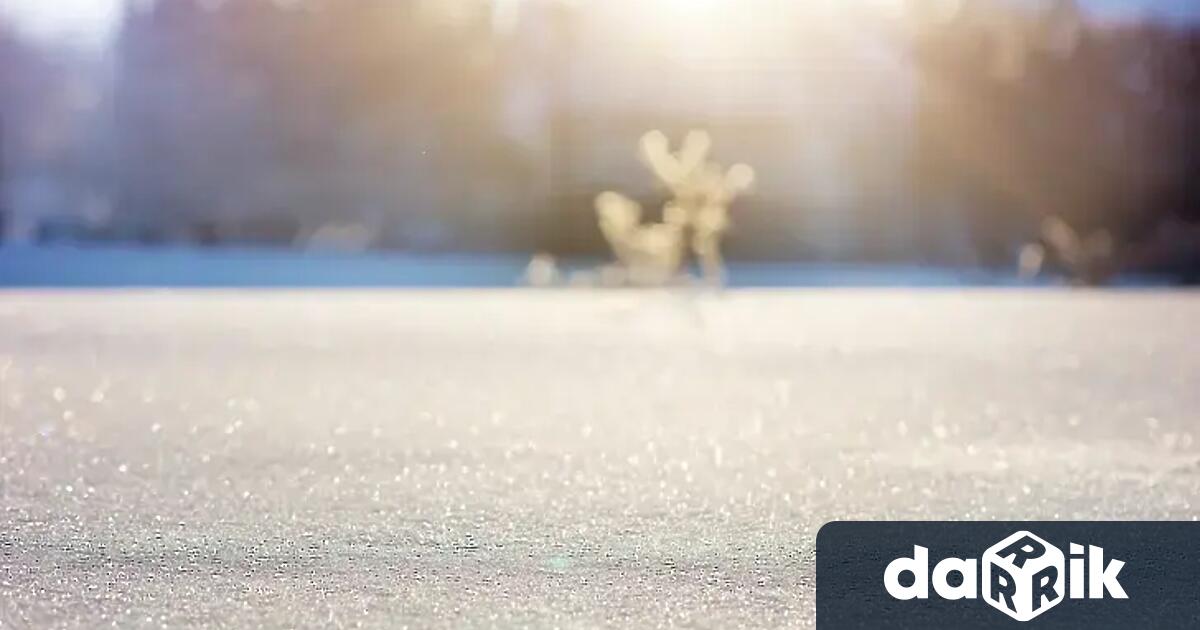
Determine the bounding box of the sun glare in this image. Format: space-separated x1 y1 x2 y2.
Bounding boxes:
653 0 723 16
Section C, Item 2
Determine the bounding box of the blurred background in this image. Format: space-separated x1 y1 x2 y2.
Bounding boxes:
0 0 1198 285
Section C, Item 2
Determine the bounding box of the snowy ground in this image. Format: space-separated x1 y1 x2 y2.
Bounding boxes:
1 289 1199 628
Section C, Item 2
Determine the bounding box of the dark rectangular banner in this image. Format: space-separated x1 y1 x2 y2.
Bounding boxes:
817 521 1200 629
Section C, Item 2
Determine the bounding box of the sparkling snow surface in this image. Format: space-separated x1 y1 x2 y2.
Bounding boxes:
1 290 1198 628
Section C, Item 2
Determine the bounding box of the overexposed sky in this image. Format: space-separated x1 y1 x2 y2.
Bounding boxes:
0 0 1198 47
0 0 124 45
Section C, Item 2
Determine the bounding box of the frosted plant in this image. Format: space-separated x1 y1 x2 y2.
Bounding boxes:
523 253 561 287
1019 215 1114 285
595 130 755 285
300 222 375 252
594 191 685 286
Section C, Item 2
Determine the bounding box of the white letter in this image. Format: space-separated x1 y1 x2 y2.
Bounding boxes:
1088 545 1128 599
932 557 978 600
1069 543 1085 599
885 546 929 600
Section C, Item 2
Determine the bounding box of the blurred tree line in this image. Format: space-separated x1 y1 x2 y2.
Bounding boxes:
0 19 110 242
909 0 1200 279
1 0 1198 280
111 0 533 251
